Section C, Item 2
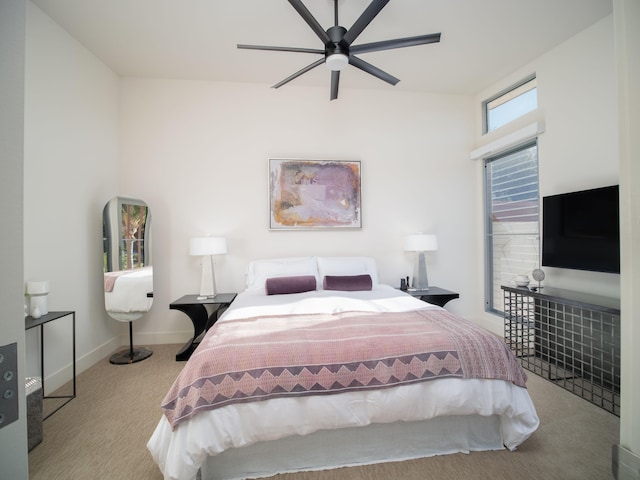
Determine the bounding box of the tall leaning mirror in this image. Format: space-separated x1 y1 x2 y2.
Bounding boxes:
103 196 153 364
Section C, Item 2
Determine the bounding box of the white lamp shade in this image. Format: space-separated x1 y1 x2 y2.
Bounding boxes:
403 234 438 252
189 237 227 256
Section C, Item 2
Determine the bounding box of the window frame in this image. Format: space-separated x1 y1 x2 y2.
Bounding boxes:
482 75 537 134
484 140 540 315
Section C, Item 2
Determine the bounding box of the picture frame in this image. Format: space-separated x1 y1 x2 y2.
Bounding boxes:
269 159 362 230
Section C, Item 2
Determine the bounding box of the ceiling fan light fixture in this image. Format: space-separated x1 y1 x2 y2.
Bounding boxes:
326 53 349 71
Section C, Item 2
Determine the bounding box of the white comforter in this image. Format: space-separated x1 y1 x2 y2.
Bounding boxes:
147 285 539 480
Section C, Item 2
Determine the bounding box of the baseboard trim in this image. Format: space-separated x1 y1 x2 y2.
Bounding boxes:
43 336 121 394
613 444 640 480
42 331 191 394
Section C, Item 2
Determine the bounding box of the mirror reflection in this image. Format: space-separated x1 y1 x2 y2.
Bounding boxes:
103 196 153 322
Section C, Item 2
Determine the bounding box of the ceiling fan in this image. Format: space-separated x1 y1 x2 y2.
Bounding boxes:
238 0 441 100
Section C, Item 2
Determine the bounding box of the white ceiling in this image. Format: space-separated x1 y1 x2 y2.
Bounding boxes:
31 0 613 97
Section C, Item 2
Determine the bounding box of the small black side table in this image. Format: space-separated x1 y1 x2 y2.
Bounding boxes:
25 311 76 419
403 286 459 307
171 293 237 361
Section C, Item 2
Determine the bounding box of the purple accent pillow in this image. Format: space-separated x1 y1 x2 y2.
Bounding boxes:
323 274 373 291
265 275 317 295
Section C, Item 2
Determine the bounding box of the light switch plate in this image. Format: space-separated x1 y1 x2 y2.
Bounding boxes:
0 343 19 428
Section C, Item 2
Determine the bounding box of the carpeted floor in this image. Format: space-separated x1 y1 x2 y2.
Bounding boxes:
28 343 619 480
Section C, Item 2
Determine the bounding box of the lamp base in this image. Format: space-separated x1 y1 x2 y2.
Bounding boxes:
412 251 430 290
199 255 217 297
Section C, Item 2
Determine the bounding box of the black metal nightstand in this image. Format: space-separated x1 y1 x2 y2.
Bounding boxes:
170 293 237 361
403 286 459 307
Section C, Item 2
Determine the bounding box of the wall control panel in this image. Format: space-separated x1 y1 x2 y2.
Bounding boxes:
0 343 19 429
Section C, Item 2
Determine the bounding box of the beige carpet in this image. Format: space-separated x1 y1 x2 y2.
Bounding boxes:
28 343 619 480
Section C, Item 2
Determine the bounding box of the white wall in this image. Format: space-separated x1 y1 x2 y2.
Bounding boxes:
0 0 29 477
615 0 640 472
472 15 619 333
119 80 476 341
536 14 619 297
23 2 121 392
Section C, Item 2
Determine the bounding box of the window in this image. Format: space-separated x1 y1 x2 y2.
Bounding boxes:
483 76 537 133
484 142 539 314
119 202 149 270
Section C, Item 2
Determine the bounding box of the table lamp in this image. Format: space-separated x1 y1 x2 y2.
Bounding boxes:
403 234 438 290
189 237 227 297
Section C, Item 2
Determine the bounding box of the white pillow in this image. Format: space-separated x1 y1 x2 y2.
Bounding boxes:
246 257 319 292
316 256 379 287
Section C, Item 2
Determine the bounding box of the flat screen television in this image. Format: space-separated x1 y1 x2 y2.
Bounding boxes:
542 185 620 274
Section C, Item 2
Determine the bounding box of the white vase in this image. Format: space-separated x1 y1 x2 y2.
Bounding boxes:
27 281 49 317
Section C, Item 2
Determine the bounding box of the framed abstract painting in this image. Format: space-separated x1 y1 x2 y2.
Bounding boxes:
269 159 362 230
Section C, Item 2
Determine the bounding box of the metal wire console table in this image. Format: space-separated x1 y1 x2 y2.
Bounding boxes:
25 311 76 419
502 286 620 416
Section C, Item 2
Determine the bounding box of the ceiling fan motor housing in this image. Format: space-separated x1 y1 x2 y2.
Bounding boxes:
326 26 349 70
327 25 347 48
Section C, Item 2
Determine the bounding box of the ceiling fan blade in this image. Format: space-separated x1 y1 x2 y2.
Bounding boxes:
330 70 340 100
238 44 324 54
288 0 332 46
341 0 390 47
349 55 400 86
272 58 325 89
350 33 441 55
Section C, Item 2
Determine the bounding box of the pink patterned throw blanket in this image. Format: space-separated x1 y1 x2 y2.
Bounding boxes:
162 309 527 429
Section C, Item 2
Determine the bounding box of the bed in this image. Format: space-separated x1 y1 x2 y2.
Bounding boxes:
148 256 539 480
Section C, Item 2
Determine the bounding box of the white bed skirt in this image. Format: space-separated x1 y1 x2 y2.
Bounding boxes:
149 378 538 480
200 414 504 480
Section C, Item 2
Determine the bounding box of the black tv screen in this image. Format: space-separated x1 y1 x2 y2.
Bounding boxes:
542 185 620 274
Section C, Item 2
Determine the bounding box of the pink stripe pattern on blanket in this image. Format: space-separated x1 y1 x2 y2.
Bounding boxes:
161 309 527 428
